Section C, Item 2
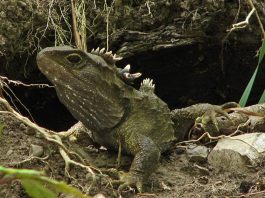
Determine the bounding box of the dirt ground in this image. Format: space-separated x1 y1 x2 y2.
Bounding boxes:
1 112 265 198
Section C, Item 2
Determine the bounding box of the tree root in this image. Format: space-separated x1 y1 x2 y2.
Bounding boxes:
0 97 101 183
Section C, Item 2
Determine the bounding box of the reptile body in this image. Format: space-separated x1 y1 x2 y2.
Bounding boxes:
37 46 236 191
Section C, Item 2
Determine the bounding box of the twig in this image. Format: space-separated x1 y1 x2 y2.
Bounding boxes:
247 0 265 38
0 75 53 88
145 1 155 17
228 8 255 31
177 129 262 154
104 0 116 51
10 156 49 167
227 0 265 38
71 0 82 50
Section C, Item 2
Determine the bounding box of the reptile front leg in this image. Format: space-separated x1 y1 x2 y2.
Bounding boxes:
117 133 161 192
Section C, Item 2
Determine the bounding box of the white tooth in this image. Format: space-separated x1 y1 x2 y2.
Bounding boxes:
91 48 95 52
100 48 105 53
124 64 130 71
95 47 100 53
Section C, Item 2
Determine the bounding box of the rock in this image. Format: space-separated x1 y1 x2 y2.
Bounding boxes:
8 130 16 137
24 127 36 135
35 132 42 138
208 133 265 172
2 129 9 135
197 176 209 185
93 194 106 198
30 144 44 157
19 123 27 131
186 144 209 163
23 126 36 135
6 149 13 156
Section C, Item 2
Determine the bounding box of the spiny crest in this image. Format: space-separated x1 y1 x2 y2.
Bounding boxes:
140 78 155 93
91 47 142 84
91 47 123 65
141 78 155 88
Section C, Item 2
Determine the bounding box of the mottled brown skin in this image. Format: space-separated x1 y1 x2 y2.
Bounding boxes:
37 46 235 191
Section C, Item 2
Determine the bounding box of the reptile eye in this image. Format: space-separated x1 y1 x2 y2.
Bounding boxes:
66 53 82 64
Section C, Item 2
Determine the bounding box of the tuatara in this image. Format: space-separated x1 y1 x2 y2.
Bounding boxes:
37 46 236 192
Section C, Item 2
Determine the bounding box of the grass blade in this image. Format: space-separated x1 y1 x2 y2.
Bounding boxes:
239 39 265 106
239 66 258 107
258 89 265 103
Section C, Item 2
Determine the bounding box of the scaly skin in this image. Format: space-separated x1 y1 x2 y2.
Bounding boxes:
37 46 175 191
37 46 236 192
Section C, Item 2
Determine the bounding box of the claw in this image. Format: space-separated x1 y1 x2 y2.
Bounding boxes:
196 103 238 135
110 171 143 193
220 102 239 125
117 172 143 193
199 110 218 131
118 183 136 193
209 110 219 131
215 108 230 120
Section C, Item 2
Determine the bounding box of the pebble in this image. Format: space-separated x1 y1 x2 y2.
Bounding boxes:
24 127 36 135
2 129 9 135
19 123 27 131
186 144 209 163
94 193 106 198
6 149 13 156
30 144 44 157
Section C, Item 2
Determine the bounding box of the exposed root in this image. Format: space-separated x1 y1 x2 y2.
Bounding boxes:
0 97 102 185
177 128 263 154
9 155 50 168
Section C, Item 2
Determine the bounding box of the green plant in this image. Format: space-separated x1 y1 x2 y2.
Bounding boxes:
0 166 90 198
239 39 265 107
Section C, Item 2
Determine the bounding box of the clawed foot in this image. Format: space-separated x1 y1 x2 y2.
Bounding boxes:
118 172 143 192
106 169 143 193
194 102 239 135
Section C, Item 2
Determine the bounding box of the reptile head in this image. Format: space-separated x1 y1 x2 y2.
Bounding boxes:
37 46 127 131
